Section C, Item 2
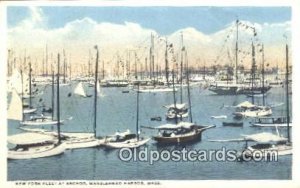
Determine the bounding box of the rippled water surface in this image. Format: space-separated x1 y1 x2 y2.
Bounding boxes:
7 84 292 180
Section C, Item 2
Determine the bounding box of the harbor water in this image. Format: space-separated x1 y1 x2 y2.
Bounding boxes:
7 84 292 180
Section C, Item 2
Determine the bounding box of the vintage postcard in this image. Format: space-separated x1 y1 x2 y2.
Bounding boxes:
1 0 299 187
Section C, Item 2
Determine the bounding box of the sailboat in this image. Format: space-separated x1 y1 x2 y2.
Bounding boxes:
164 34 188 120
151 65 215 144
251 43 292 128
60 46 105 149
20 52 101 149
238 43 292 159
209 20 271 95
74 82 92 97
233 43 272 118
103 83 150 149
8 54 66 160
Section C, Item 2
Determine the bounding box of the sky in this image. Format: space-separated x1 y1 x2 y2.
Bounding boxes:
7 6 291 76
8 6 291 35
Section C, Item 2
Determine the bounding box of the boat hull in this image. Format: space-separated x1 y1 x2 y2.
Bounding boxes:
103 138 150 149
8 143 66 160
64 138 102 149
20 120 64 126
153 130 202 144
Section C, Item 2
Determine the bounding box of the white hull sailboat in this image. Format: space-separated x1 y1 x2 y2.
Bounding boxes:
103 83 150 149
234 106 272 118
233 101 272 118
138 86 177 93
7 133 66 160
8 54 67 160
20 119 64 126
104 138 150 149
238 132 292 160
19 127 103 149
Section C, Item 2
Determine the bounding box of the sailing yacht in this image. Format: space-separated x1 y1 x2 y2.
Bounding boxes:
103 83 150 149
238 132 292 160
74 82 92 97
233 43 272 118
8 54 66 160
251 44 292 128
239 44 292 159
152 64 215 144
7 132 66 160
251 116 292 127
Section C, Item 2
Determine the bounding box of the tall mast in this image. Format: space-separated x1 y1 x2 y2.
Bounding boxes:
102 60 105 80
56 53 61 144
28 59 32 109
51 70 54 120
94 45 99 138
180 32 184 104
149 33 153 80
172 70 178 124
165 38 169 86
251 42 255 104
235 19 239 84
136 82 140 141
134 52 137 79
261 44 265 106
69 54 71 81
285 44 290 143
20 70 24 122
185 50 193 123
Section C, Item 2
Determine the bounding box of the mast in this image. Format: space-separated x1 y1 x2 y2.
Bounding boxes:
88 49 91 77
136 82 140 141
180 32 184 104
94 45 99 138
251 42 255 104
56 53 62 144
134 52 137 79
20 70 24 122
102 60 105 80
46 44 48 76
285 44 290 143
69 54 72 81
63 49 66 83
261 44 265 106
172 70 178 124
28 59 32 109
149 33 153 80
165 38 169 86
185 50 193 123
51 71 55 120
235 19 239 84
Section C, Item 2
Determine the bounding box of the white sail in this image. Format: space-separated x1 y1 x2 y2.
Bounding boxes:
74 82 87 97
8 90 23 121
